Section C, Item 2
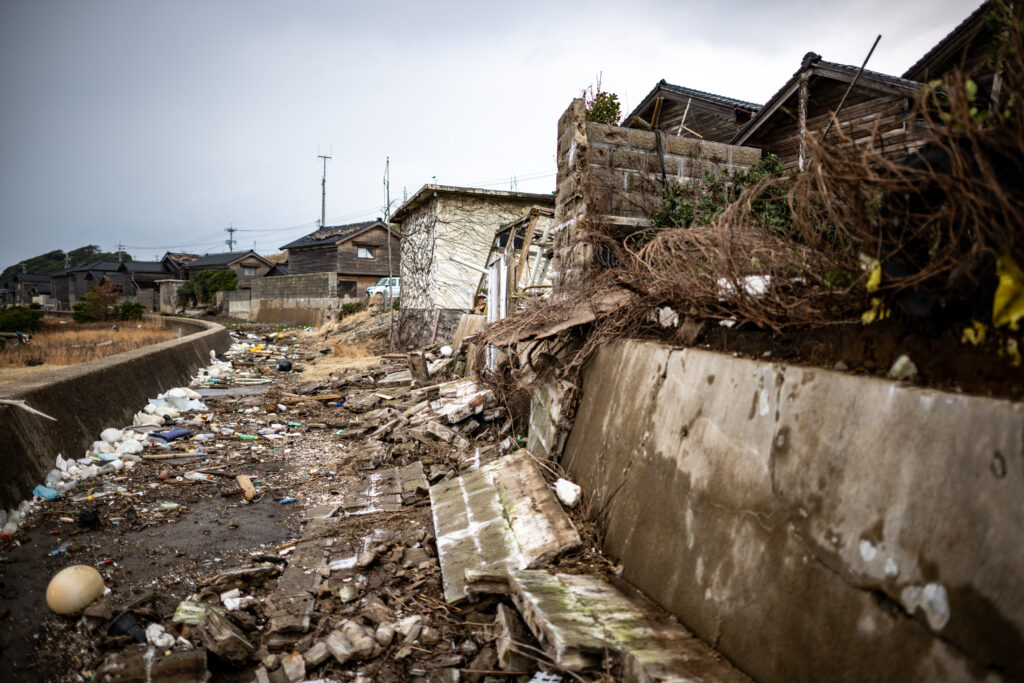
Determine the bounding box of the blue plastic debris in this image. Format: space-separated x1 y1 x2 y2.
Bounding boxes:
33 485 62 501
280 497 298 504
49 546 68 556
151 427 191 442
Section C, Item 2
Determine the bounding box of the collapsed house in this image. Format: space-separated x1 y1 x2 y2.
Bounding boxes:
389 185 555 348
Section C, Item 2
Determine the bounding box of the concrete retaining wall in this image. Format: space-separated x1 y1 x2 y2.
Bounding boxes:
561 339 1024 681
0 316 230 510
251 272 337 326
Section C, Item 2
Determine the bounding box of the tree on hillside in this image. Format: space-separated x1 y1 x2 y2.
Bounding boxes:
1 245 132 281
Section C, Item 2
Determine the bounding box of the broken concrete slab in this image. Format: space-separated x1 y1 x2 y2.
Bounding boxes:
430 450 581 602
333 461 429 516
471 569 751 681
198 604 255 664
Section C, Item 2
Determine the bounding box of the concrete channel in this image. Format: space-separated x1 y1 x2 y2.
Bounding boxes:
0 316 230 510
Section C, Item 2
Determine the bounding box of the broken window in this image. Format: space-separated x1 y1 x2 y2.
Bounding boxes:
357 247 376 259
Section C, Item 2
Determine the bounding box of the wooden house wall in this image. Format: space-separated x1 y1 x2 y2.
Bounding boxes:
289 244 337 275
51 276 70 308
745 80 924 170
229 256 271 290
336 227 401 277
648 97 754 142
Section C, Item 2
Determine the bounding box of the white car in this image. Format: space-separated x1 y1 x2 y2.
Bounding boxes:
365 277 400 300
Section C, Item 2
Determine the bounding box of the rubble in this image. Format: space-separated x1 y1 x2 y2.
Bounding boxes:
0 320 747 681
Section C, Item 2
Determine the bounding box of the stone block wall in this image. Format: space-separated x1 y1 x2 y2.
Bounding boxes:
551 99 761 292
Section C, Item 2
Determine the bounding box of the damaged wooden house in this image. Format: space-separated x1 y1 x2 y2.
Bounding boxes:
730 52 926 170
625 79 762 142
389 184 554 347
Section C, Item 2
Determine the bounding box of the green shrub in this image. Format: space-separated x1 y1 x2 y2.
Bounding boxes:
341 302 362 316
0 306 43 332
185 269 237 303
118 300 145 321
28 302 42 310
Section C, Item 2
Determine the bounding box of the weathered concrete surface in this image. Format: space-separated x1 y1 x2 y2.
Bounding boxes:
0 316 230 509
431 451 581 602
468 569 751 681
562 340 1024 682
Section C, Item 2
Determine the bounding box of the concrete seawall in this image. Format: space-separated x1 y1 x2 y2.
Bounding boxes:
562 340 1024 681
0 316 230 510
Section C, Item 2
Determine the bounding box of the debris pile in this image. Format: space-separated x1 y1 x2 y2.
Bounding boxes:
1 322 746 681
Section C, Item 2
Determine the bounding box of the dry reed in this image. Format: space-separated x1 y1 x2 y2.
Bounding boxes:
0 319 178 367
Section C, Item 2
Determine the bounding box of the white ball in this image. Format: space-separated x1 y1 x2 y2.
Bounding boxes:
46 565 105 615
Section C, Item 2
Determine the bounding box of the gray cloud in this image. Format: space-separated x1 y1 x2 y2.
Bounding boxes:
0 0 983 265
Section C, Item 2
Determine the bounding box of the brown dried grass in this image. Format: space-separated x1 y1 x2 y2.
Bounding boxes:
0 318 178 367
332 341 372 358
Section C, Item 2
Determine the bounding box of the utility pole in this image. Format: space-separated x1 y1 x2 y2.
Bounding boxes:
117 243 125 262
318 151 332 229
225 224 237 251
384 157 395 348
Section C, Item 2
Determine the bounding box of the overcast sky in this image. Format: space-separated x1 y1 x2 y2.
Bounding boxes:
1 0 981 268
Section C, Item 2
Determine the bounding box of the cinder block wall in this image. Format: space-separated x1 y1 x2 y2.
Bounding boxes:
250 273 337 324
551 99 760 292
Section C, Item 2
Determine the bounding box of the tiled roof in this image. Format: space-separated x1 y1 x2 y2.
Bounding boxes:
122 261 170 273
731 52 923 145
654 80 761 111
280 219 386 250
188 251 255 268
13 273 51 282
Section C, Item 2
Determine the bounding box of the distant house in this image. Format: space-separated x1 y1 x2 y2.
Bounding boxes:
7 273 51 306
625 80 761 142
162 252 199 280
280 219 401 297
390 184 555 346
119 260 173 310
265 262 289 277
62 261 125 307
731 52 925 170
186 250 273 290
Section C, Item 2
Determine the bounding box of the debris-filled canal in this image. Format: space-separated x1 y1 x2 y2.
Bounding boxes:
0 323 748 682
